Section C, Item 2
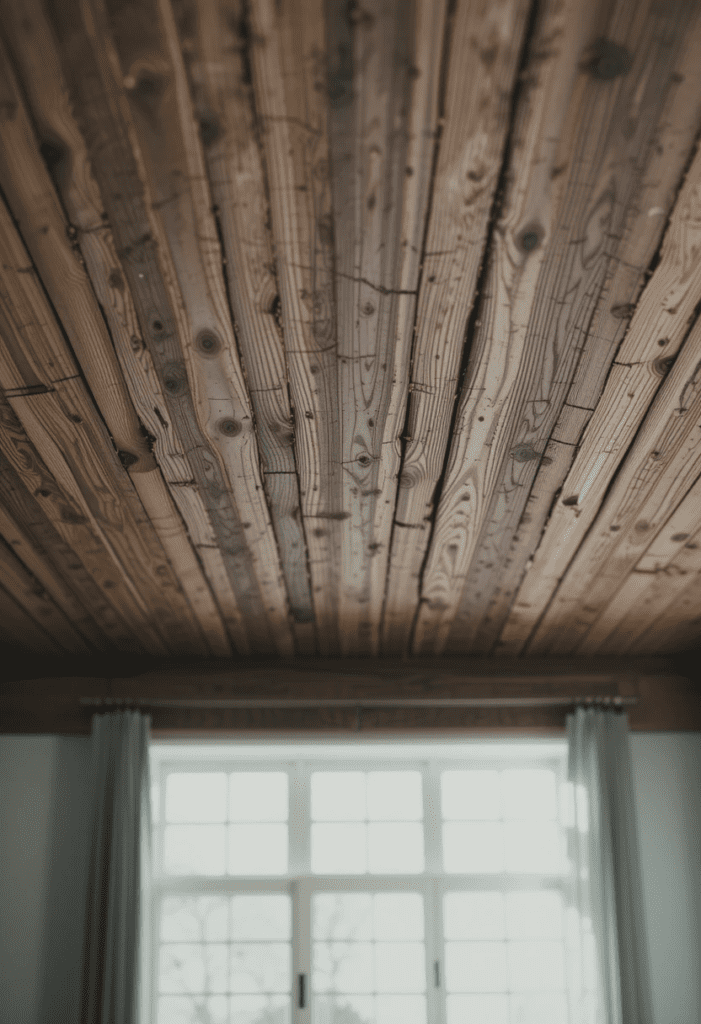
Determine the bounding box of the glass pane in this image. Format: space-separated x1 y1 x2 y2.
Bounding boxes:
159 943 228 993
444 892 506 939
504 822 562 873
228 824 288 875
157 995 228 1024
165 824 225 876
165 772 227 822
367 772 422 820
314 994 373 1024
368 823 424 873
373 894 424 940
506 891 562 939
441 771 501 820
314 942 374 993
312 772 366 820
229 773 288 821
445 941 507 993
231 943 290 993
502 770 557 820
231 895 291 940
443 822 504 873
312 823 367 874
510 992 568 1024
230 994 290 1024
375 943 425 992
376 994 426 1024
508 941 565 991
314 894 373 941
446 994 509 1024
161 896 228 941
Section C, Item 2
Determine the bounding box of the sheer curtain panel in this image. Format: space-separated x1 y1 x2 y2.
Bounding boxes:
81 710 152 1024
566 707 653 1024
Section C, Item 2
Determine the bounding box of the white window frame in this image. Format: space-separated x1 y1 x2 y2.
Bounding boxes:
150 738 570 1024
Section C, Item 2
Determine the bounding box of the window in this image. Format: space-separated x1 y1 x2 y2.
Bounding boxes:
151 739 576 1024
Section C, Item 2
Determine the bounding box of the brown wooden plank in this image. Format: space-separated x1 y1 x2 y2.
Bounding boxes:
325 0 448 653
382 0 531 653
172 0 316 648
247 0 341 653
0 25 153 473
499 88 701 654
634 569 701 655
45 0 295 656
0 535 90 652
526 312 701 653
0 400 147 651
414 0 701 655
0 582 62 656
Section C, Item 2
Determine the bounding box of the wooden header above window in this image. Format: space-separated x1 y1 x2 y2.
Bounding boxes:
1 656 698 734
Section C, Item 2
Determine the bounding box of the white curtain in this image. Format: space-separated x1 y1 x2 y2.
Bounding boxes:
566 706 653 1024
81 710 152 1024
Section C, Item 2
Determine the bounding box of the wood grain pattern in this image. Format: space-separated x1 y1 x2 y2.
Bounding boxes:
414 0 700 655
382 0 530 654
0 581 61 656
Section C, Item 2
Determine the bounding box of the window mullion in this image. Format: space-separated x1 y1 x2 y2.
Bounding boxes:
292 879 311 1024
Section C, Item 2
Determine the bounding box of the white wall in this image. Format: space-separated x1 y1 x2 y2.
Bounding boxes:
0 732 699 1024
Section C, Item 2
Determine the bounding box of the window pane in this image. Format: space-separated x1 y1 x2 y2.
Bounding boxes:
504 822 562 873
367 772 422 820
506 891 562 939
444 892 506 939
231 943 291 993
368 823 424 873
446 994 508 1024
314 894 373 941
443 822 504 873
165 824 225 875
230 994 290 1024
159 943 228 993
375 943 425 992
445 941 507 993
376 994 426 1024
231 895 291 940
314 995 373 1024
441 771 501 820
157 995 228 1024
312 772 366 820
373 894 424 940
229 773 288 821
502 770 557 820
161 896 228 941
314 942 374 993
228 824 288 875
165 773 227 822
509 993 568 1024
312 823 367 873
508 941 565 991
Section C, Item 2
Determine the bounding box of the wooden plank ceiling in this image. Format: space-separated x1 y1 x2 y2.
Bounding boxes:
1 0 701 661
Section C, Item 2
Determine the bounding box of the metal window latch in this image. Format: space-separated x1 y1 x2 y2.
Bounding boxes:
298 973 306 1008
434 960 440 988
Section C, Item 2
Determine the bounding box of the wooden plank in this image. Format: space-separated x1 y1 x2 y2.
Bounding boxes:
325 0 447 653
0 0 234 657
577 474 701 653
526 312 701 652
0 582 62 656
414 0 700 655
172 0 315 649
247 0 341 653
634 570 701 654
0 26 153 473
0 202 211 656
499 80 701 653
382 0 531 653
0 400 147 651
0 536 90 652
45 0 294 656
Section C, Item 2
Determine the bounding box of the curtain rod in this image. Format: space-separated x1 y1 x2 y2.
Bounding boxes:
79 695 637 709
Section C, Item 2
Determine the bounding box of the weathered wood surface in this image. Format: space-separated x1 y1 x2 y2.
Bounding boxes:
1 0 701 660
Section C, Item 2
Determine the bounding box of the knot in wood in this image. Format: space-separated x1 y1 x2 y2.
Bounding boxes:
517 222 544 253
217 418 242 438
118 449 139 469
652 355 675 376
585 39 632 81
196 331 221 357
199 112 221 147
162 362 187 397
356 453 373 468
611 303 635 319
